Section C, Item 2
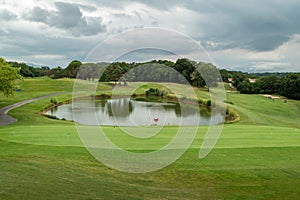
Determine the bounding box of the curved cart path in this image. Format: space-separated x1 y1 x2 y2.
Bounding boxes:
0 93 66 126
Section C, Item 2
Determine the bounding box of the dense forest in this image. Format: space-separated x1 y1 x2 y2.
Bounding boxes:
10 59 300 100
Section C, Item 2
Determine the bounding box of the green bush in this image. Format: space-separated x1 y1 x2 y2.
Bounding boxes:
145 88 168 97
206 100 212 106
50 98 58 105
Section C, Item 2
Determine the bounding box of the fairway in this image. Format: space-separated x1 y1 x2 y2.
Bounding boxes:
0 78 299 199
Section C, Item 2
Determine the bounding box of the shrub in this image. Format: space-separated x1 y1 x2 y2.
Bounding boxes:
145 88 168 97
198 99 204 104
50 98 58 105
206 100 212 106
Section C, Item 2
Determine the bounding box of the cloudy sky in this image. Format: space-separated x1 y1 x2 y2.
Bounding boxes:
0 0 300 72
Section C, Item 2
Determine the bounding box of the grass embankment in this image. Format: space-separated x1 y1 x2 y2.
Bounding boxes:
226 92 300 128
0 77 299 199
0 78 73 108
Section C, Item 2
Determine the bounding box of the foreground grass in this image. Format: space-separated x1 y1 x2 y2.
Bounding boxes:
0 130 299 199
0 78 299 199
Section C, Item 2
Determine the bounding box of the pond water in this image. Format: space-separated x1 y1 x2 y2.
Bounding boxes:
46 98 224 126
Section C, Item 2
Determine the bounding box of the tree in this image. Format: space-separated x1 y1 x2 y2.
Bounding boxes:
279 73 300 100
0 58 23 96
190 69 205 87
197 62 219 88
63 60 82 78
257 75 280 94
110 63 124 84
220 69 232 82
76 63 102 81
237 79 253 94
49 66 64 79
232 71 247 88
174 58 196 83
9 62 50 77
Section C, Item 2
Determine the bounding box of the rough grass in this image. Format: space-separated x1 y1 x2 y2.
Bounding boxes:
0 78 299 199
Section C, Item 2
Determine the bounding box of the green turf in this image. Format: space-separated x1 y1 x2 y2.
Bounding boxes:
0 78 299 199
226 93 300 128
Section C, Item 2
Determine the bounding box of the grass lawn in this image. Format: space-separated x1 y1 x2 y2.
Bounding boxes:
0 77 299 199
226 92 300 128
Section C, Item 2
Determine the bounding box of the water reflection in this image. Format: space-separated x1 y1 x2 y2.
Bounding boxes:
107 98 133 118
46 98 223 126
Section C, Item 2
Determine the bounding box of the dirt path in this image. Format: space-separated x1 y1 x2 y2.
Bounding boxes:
0 93 66 126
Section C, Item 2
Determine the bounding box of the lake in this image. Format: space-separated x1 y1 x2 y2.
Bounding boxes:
46 98 224 126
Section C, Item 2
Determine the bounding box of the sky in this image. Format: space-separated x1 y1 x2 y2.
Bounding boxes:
0 0 300 72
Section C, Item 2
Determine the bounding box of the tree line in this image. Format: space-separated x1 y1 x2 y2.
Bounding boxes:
48 59 220 89
8 62 50 77
3 57 300 100
220 70 300 100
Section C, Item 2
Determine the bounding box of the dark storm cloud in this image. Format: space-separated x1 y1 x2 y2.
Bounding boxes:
182 0 300 52
23 1 106 37
0 9 17 21
243 35 290 51
21 0 300 51
121 0 300 52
